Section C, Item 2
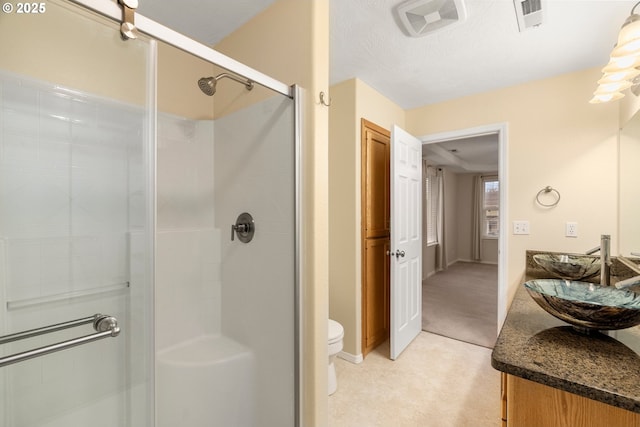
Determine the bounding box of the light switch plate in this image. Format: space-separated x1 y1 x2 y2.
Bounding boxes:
513 220 530 235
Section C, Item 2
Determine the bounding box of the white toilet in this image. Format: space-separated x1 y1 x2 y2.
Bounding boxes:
328 319 344 396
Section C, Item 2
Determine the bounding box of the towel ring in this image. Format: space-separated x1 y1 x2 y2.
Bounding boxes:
536 186 560 207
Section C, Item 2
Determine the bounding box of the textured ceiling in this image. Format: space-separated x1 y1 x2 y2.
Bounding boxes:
136 0 637 110
330 0 636 109
423 135 499 172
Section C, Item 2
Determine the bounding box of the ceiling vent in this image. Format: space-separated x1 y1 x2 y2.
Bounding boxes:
513 0 543 32
396 0 467 38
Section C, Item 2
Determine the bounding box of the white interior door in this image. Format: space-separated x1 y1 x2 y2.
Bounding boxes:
390 125 422 360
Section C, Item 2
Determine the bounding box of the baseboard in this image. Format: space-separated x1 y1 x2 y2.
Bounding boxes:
337 350 363 364
424 270 437 280
454 258 498 266
424 259 498 280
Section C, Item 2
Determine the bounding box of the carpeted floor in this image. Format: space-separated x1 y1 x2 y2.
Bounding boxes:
422 261 498 348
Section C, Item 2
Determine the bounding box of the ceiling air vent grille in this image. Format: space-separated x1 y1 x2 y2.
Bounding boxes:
513 0 543 32
396 0 467 38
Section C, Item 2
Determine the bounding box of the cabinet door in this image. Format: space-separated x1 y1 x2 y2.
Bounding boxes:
362 121 390 239
506 375 640 427
362 238 390 355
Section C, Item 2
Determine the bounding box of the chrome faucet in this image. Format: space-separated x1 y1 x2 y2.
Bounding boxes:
585 234 611 286
615 255 640 290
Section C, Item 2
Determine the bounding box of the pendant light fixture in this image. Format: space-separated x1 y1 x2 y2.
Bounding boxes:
590 1 640 104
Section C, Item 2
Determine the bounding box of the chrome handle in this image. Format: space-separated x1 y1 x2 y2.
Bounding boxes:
231 212 255 243
387 250 405 258
231 223 249 241
0 314 99 345
0 314 120 368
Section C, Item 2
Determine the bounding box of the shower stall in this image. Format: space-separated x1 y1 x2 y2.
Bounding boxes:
0 1 300 426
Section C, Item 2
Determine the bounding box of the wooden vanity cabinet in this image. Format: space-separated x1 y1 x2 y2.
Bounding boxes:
501 373 640 427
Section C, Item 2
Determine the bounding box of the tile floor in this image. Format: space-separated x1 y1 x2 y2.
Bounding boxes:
328 332 501 427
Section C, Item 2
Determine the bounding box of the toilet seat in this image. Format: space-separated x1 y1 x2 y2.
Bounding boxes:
328 319 344 345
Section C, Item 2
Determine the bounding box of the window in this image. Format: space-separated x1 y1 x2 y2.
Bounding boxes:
483 177 499 238
425 167 439 245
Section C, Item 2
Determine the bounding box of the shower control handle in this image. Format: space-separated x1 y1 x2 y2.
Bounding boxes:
231 212 255 243
230 223 248 240
235 223 248 233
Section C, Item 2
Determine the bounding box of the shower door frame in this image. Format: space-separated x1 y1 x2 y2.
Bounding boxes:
69 0 304 425
70 0 292 98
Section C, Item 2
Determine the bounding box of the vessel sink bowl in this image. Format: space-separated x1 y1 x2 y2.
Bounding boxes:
524 279 640 331
533 254 600 281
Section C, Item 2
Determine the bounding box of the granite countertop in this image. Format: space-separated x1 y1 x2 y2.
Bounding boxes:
491 252 640 414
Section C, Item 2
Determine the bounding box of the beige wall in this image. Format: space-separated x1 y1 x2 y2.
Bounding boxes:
0 0 148 105
328 79 359 358
407 67 620 309
158 42 214 119
329 78 405 358
455 173 473 263
620 85 640 127
0 0 214 119
423 244 437 278
482 239 500 264
445 169 460 264
215 1 330 425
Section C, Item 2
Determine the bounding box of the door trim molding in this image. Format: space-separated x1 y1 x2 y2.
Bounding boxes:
419 122 509 331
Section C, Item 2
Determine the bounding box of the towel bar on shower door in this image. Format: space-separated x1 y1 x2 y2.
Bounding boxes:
0 313 120 368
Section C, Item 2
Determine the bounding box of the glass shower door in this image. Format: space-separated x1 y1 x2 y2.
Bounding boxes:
0 1 154 426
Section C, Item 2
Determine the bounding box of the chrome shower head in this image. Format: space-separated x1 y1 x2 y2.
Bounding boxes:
197 73 253 96
198 77 216 96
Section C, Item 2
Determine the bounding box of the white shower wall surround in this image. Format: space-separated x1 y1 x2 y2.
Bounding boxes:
215 95 296 426
0 72 150 426
155 113 220 350
156 95 296 427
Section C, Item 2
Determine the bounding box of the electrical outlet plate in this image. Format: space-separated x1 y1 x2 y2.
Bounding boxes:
513 220 530 235
566 222 578 237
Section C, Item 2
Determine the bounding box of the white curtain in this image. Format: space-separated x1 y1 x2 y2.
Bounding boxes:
472 175 483 261
435 168 447 271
